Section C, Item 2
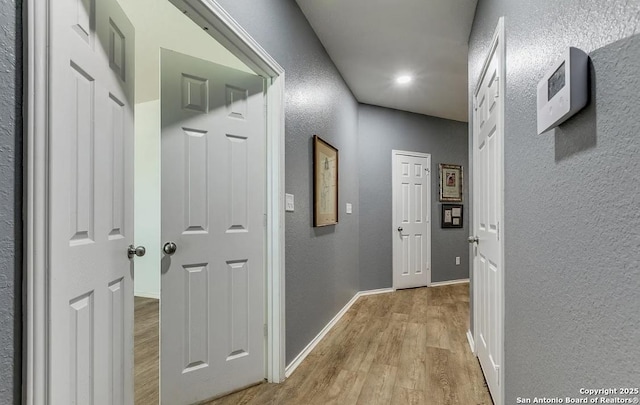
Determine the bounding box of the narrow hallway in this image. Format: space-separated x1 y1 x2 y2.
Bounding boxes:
206 284 492 405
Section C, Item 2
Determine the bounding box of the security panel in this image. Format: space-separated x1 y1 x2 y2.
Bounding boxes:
537 47 589 134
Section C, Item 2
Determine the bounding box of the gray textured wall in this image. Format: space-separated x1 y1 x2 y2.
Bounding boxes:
0 0 22 403
358 105 469 289
215 0 360 364
469 1 640 401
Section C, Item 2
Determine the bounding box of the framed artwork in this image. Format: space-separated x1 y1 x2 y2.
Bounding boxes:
439 163 463 202
313 135 339 227
442 204 463 228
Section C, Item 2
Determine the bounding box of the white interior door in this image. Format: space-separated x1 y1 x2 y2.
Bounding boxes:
392 151 431 289
472 20 504 404
49 0 136 403
160 49 266 405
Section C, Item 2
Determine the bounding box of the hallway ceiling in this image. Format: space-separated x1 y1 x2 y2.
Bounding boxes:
295 0 477 122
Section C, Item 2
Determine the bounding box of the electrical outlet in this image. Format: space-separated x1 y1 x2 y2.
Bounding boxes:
346 203 352 214
455 256 461 265
285 194 294 212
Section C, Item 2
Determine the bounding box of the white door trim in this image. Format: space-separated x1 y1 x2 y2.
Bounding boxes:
24 1 286 403
472 16 505 405
25 1 52 401
391 149 432 289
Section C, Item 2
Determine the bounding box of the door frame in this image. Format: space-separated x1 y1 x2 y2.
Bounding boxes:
471 16 505 405
24 1 286 403
391 150 432 289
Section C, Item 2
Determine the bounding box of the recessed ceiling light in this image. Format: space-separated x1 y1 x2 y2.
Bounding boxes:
396 75 413 85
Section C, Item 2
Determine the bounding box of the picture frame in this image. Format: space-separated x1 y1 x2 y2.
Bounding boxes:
441 204 463 229
439 163 463 202
313 135 339 227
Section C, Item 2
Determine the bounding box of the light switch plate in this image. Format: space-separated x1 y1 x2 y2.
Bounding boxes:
285 194 294 212
346 203 352 214
456 257 461 265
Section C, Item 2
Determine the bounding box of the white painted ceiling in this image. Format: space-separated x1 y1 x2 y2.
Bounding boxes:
295 0 478 122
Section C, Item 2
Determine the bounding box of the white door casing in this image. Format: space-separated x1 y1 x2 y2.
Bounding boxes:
161 49 266 405
472 17 505 405
392 151 431 289
48 0 135 403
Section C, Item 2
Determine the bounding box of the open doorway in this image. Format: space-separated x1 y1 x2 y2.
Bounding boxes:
24 0 285 403
116 1 254 402
117 0 265 403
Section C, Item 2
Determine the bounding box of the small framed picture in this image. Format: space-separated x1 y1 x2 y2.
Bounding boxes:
442 204 463 229
439 164 463 202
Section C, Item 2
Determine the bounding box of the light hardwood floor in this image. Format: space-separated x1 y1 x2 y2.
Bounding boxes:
205 284 493 405
135 297 159 405
134 285 492 404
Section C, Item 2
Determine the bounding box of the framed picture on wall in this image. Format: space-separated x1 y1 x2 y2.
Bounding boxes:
441 204 463 228
439 163 463 202
313 135 339 227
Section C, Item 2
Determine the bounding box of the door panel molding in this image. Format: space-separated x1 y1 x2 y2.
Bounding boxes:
24 1 286 404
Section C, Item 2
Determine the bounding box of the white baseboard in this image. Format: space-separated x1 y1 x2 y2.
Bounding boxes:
467 329 476 354
357 287 394 297
429 278 470 287
134 291 160 299
284 287 394 378
284 293 359 377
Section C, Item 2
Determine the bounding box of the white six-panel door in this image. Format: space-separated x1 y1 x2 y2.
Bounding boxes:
160 49 266 405
472 20 504 404
392 151 431 289
49 0 135 403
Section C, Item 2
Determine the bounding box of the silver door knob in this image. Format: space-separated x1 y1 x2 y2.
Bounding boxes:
397 227 403 232
468 236 479 244
128 245 146 259
163 241 177 255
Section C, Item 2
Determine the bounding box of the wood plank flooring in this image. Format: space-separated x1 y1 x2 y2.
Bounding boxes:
135 297 159 405
133 285 490 404
204 284 492 405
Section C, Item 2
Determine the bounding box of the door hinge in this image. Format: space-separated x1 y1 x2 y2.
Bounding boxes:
425 168 430 174
495 76 500 98
496 364 500 385
264 324 268 337
264 214 267 227
497 221 500 241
